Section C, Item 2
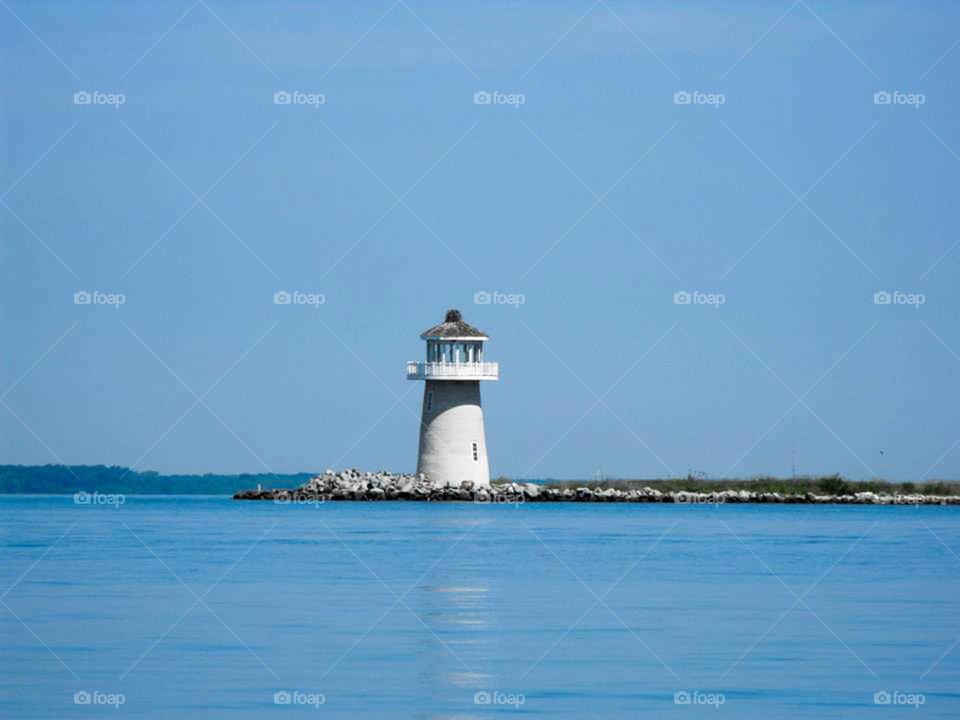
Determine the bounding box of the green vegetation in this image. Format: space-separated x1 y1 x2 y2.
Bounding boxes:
0 465 313 495
540 474 960 496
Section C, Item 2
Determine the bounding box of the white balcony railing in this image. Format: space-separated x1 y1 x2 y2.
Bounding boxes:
407 361 499 381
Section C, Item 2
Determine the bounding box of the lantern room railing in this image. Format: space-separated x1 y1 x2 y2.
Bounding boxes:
407 361 499 381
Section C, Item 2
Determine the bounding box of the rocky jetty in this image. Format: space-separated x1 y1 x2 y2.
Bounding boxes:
233 469 960 505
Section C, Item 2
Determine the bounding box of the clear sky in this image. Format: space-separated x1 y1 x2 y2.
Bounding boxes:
2 1 959 481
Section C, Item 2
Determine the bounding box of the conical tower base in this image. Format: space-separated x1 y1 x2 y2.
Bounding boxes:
416 380 490 486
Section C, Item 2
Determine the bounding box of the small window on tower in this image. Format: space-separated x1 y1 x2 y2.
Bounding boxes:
427 391 433 411
471 442 479 462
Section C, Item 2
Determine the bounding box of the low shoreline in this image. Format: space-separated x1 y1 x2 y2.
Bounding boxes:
234 470 960 505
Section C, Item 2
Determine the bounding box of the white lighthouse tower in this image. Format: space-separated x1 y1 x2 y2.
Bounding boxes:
407 309 499 487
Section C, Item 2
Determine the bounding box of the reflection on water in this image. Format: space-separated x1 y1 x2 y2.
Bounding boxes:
412 512 496 720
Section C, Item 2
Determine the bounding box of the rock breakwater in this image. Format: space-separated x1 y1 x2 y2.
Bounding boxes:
233 469 960 505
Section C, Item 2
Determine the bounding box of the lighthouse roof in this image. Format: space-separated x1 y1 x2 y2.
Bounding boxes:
420 309 488 340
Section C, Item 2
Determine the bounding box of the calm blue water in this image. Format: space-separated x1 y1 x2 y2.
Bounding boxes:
1 497 958 718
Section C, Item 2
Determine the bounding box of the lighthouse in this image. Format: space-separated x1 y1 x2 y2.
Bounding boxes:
407 309 499 487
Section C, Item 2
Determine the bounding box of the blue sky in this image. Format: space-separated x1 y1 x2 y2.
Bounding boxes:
2 1 959 481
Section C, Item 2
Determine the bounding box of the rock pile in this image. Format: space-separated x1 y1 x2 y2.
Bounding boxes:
233 470 960 505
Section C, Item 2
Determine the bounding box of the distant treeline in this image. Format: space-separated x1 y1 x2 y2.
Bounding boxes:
538 474 960 496
0 465 314 495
